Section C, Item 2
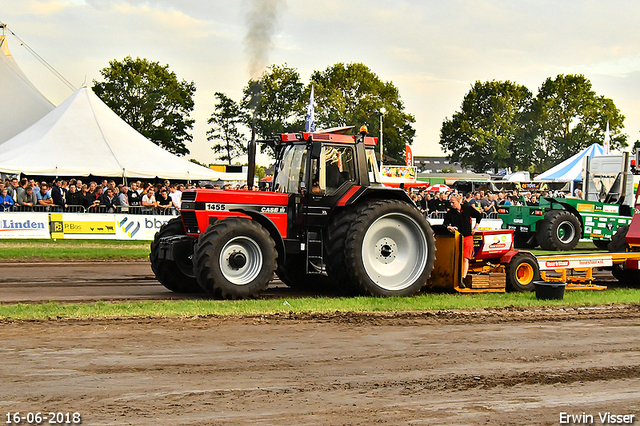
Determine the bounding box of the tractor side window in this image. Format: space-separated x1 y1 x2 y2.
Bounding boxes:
366 148 382 184
273 145 307 194
324 146 355 196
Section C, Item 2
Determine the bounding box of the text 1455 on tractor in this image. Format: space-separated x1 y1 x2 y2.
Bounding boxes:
150 126 437 299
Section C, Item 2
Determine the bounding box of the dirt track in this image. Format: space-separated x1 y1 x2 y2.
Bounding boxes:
1 262 639 425
1 307 639 425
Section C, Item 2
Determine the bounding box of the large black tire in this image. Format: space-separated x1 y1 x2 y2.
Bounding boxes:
505 252 539 292
149 217 201 293
608 225 629 252
514 233 538 249
325 206 361 294
276 255 332 292
592 239 611 250
537 210 582 251
608 226 640 286
342 200 436 296
193 218 277 299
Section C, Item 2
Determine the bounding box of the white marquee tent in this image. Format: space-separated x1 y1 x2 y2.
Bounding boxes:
534 143 604 182
0 85 239 181
0 34 54 143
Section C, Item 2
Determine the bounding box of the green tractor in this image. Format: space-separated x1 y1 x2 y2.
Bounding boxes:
499 153 637 251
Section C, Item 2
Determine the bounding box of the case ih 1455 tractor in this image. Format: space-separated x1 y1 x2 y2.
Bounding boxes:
150 127 436 299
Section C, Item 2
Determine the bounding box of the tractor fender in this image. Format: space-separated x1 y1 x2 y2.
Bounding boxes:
226 209 287 265
336 185 413 208
545 198 581 217
328 186 416 224
499 249 527 265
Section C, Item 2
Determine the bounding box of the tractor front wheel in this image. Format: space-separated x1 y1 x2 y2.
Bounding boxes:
193 218 277 299
149 217 201 293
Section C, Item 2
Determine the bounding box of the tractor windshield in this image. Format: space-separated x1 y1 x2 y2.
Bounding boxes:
273 144 307 194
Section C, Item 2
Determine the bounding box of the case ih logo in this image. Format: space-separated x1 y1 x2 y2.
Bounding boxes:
545 260 570 268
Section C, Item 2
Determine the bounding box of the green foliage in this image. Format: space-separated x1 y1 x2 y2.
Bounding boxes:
255 164 267 179
440 74 628 173
188 158 209 167
235 63 416 162
440 80 536 173
242 64 305 157
93 56 196 156
311 63 416 163
207 92 248 164
533 74 627 171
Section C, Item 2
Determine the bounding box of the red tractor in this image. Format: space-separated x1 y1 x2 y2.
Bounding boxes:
150 127 436 299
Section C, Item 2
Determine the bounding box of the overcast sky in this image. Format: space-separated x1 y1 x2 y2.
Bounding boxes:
3 0 640 166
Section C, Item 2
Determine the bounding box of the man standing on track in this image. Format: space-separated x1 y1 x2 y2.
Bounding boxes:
443 194 483 288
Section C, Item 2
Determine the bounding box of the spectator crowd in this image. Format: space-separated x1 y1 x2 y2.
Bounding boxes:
407 187 572 219
0 178 190 214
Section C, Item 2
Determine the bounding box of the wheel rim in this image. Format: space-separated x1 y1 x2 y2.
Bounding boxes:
515 262 534 285
557 220 576 244
361 213 428 291
219 236 263 285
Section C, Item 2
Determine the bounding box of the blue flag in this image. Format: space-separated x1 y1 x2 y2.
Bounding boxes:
304 85 315 132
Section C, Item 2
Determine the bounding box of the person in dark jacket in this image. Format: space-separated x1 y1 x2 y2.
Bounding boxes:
50 179 67 212
443 194 484 288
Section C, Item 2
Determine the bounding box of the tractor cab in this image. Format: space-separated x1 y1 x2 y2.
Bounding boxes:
271 126 383 197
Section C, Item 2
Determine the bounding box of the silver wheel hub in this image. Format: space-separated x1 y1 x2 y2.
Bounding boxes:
220 236 262 285
361 213 428 291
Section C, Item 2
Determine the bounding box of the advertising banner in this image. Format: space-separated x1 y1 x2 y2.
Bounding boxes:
48 213 176 240
0 213 50 239
50 213 118 239
114 215 175 240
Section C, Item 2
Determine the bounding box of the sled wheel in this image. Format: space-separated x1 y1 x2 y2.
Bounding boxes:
149 217 200 293
505 252 539 292
344 199 436 296
193 218 277 299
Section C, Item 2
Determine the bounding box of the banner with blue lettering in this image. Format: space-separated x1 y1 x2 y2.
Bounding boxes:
0 213 50 239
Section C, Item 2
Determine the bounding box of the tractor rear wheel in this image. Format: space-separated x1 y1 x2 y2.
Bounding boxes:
537 210 582 251
193 218 277 299
325 206 361 294
150 217 201 293
505 252 539 292
344 200 436 296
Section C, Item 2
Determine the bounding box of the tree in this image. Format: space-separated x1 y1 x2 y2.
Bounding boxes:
93 56 196 156
440 80 536 173
310 63 416 163
242 64 305 157
533 74 627 171
207 93 248 164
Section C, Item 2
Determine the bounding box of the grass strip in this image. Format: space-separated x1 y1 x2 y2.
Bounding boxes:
0 239 150 260
1 289 639 320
